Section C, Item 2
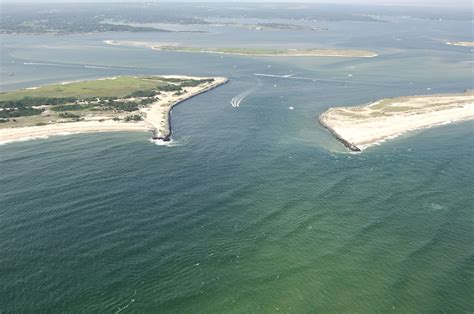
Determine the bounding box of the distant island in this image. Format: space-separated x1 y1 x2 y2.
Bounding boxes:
0 76 228 144
319 91 474 152
223 22 328 32
105 40 377 58
446 41 474 47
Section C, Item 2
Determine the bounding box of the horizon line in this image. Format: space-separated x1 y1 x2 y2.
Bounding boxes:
2 1 471 8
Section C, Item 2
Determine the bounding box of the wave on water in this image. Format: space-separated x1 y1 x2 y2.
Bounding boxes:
24 62 83 68
149 138 182 147
24 62 116 70
0 131 87 146
0 135 50 146
84 65 115 70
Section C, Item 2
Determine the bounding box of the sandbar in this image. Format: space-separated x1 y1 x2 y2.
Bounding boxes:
319 92 474 152
105 40 377 58
446 41 474 47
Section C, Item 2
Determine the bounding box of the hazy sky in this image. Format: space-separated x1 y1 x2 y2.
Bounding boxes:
5 0 472 8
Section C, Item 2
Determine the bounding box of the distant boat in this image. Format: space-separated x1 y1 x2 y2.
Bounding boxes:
9 72 14 76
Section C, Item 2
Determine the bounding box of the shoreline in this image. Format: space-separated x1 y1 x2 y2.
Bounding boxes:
151 47 378 58
319 92 474 152
318 117 361 152
143 76 229 141
0 76 228 145
0 120 150 145
446 41 474 47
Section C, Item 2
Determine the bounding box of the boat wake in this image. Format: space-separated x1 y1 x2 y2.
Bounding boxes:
230 89 254 108
115 290 137 314
24 62 80 68
254 73 396 88
24 62 116 70
230 79 262 108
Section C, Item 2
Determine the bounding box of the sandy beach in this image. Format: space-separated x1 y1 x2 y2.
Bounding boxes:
0 120 149 145
141 76 228 140
446 41 474 47
319 92 474 152
0 76 228 145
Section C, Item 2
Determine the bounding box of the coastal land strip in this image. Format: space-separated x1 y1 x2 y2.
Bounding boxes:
0 75 228 145
104 40 378 58
446 41 474 47
319 91 474 152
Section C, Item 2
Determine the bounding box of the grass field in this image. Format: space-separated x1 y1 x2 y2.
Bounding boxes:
327 92 474 120
0 76 171 101
0 75 219 129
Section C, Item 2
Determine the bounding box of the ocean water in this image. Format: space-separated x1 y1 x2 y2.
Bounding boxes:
1 8 473 312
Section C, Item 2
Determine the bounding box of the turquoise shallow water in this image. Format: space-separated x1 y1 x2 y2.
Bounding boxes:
1 10 473 312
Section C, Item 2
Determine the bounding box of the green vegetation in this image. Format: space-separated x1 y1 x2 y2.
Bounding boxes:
58 112 81 119
124 115 143 122
1 4 210 34
107 101 140 112
0 97 77 108
159 84 182 92
331 92 474 122
250 23 326 31
0 77 166 101
333 110 365 119
0 107 44 119
153 45 375 57
158 77 212 84
179 78 214 87
139 98 156 106
0 76 206 103
0 76 195 118
154 45 283 55
381 106 415 112
0 75 216 128
50 104 92 111
126 90 157 98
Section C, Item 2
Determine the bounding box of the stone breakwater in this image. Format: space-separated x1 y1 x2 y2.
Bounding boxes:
318 115 361 152
149 77 229 141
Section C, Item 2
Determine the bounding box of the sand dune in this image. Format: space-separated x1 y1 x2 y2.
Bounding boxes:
319 92 474 152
